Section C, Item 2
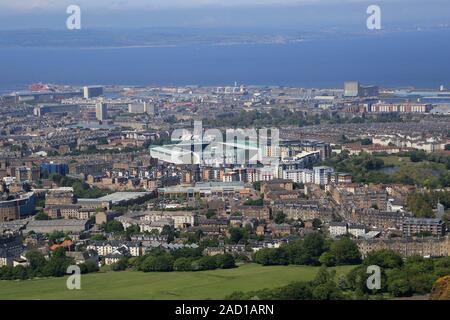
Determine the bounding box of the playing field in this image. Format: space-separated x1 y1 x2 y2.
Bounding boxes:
0 264 355 300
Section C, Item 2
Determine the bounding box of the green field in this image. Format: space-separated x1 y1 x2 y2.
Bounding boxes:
0 264 355 300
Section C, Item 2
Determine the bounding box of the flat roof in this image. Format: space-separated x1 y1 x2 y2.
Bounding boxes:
97 192 152 204
159 181 247 193
27 220 88 226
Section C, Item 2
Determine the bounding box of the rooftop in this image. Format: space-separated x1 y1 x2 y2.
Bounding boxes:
27 220 89 227
97 192 153 204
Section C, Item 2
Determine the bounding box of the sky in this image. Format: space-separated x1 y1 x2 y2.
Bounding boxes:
0 0 449 30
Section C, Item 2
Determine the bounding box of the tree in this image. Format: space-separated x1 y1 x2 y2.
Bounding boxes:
387 276 412 297
277 282 313 300
216 254 236 269
205 209 217 219
228 227 248 244
196 256 218 270
47 231 66 244
310 267 343 300
79 260 100 274
140 254 174 272
172 247 202 260
409 150 427 163
103 220 124 233
243 198 264 206
364 250 403 269
325 237 361 266
313 266 336 286
125 225 141 239
319 252 336 267
173 258 193 271
12 265 28 280
254 248 288 266
312 282 343 300
273 212 287 224
407 192 435 218
301 233 328 265
111 258 128 271
25 250 47 275
161 225 175 243
312 218 322 229
90 234 107 241
43 247 74 277
253 181 261 191
34 211 50 220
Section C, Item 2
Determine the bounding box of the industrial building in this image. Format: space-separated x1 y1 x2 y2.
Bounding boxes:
0 192 36 222
96 192 155 206
344 81 379 98
33 104 80 117
83 86 104 99
25 219 91 234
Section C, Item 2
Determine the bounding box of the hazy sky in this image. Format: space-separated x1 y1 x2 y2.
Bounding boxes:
0 0 448 29
0 1 389 11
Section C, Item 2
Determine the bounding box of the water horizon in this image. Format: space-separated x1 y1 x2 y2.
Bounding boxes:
1 30 450 91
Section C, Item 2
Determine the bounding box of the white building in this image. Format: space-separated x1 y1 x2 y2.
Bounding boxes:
348 225 367 238
87 241 141 257
141 211 197 229
313 166 334 185
95 102 108 121
282 169 314 184
128 102 156 114
329 222 347 237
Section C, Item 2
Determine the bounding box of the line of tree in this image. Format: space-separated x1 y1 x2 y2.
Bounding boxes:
227 266 345 300
111 247 236 272
253 234 361 267
0 248 98 281
344 250 450 298
228 250 450 300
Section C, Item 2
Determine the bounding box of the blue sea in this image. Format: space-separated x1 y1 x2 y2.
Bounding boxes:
1 30 450 90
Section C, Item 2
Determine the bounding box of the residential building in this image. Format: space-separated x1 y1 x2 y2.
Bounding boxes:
87 241 142 257
329 222 348 237
357 237 450 258
402 218 446 237
348 224 367 238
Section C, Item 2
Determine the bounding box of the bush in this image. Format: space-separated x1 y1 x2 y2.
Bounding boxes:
173 258 194 271
140 254 174 272
196 256 218 271
322 237 361 266
387 276 412 297
79 260 99 274
364 250 403 269
215 254 236 269
111 258 128 271
254 248 288 266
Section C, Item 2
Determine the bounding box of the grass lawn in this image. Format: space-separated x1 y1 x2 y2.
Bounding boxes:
0 263 355 300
